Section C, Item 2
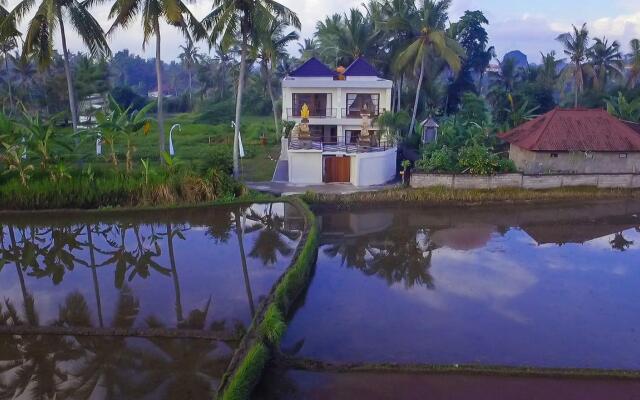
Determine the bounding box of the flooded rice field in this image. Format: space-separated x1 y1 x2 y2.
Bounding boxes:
279 201 640 370
0 203 301 399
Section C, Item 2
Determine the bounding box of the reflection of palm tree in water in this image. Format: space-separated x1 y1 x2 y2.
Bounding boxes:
235 208 256 318
323 225 436 289
610 232 635 252
164 223 186 324
1 295 76 399
85 224 104 327
57 288 141 399
245 204 301 266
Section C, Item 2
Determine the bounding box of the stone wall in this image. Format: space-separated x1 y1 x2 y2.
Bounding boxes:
411 172 640 189
510 145 640 174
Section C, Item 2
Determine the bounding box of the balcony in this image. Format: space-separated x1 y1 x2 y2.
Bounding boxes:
341 107 380 119
288 134 395 154
286 108 338 119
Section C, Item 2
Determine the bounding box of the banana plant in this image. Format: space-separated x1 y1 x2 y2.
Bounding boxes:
94 96 155 172
17 111 70 170
1 143 34 186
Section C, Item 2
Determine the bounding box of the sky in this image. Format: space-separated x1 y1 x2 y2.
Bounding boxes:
5 0 640 63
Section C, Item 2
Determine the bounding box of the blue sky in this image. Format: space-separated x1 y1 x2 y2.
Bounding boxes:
6 0 640 61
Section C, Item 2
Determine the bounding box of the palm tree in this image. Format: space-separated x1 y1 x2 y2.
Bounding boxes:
178 40 204 105
556 23 592 108
627 38 640 89
233 208 255 317
107 0 205 162
10 0 110 133
297 38 319 60
202 0 300 178
315 9 379 67
589 37 623 91
538 51 560 88
256 19 299 138
0 5 20 114
395 0 462 136
245 204 300 265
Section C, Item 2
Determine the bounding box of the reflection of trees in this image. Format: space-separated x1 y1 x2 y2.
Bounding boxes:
245 204 301 266
234 208 256 318
322 224 436 290
57 288 140 399
138 300 230 400
610 232 634 252
1 295 77 399
98 223 171 289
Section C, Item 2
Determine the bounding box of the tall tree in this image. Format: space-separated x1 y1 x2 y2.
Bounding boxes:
10 0 110 132
107 0 205 160
627 38 640 89
256 18 299 138
0 3 20 113
556 23 592 108
178 40 204 105
588 37 623 91
202 0 300 178
395 0 462 136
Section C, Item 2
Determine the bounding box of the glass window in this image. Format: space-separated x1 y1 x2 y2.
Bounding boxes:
292 93 331 117
345 93 380 117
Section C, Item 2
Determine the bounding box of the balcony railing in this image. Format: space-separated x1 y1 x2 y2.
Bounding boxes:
288 134 395 153
286 108 337 118
341 107 380 118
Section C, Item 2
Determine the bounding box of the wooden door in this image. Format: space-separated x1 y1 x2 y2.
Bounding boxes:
324 156 351 183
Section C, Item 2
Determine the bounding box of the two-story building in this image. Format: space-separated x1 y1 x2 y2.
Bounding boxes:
279 57 397 186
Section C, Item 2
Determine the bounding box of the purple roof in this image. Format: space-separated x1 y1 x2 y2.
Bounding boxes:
344 57 379 76
289 57 335 77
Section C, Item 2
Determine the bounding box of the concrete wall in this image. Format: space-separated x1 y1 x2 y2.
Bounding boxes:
411 172 640 189
288 151 323 184
510 145 640 174
352 148 397 187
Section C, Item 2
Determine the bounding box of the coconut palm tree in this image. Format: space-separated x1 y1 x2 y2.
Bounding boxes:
0 5 20 114
297 38 319 60
178 40 204 105
556 23 593 108
538 51 560 88
201 0 300 178
107 0 205 162
395 0 462 136
256 19 299 138
627 38 640 89
9 0 110 133
588 37 624 91
245 204 300 266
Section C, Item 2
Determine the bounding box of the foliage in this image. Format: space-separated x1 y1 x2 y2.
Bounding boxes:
605 92 640 122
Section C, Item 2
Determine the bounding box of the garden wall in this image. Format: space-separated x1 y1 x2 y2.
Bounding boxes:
411 172 640 190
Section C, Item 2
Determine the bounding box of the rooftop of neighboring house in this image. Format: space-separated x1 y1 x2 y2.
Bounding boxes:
283 57 392 89
499 108 640 152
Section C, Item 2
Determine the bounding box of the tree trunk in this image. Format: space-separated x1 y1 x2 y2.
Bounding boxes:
5 55 13 113
264 62 280 138
166 223 183 323
188 70 192 107
58 11 79 133
86 225 104 328
233 35 248 178
396 74 403 111
235 210 255 318
155 24 166 161
409 57 425 137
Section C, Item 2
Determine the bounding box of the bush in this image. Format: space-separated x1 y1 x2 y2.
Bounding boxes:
416 145 457 172
458 144 500 175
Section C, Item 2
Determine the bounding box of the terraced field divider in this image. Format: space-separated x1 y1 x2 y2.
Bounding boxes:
217 197 319 400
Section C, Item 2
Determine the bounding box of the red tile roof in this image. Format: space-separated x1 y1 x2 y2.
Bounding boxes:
498 108 640 152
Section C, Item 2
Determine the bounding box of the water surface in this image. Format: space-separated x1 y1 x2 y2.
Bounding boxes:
0 203 301 399
281 201 640 370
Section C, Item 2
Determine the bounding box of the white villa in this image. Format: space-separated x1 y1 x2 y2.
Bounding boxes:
278 57 397 186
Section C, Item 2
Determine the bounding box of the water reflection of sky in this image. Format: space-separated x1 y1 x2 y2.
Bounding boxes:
283 207 640 370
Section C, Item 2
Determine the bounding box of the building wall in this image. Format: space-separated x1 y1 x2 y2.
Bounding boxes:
410 172 640 189
288 151 323 184
352 148 397 187
510 145 640 174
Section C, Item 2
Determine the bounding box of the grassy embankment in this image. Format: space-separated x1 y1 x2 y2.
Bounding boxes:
217 197 319 400
303 186 640 208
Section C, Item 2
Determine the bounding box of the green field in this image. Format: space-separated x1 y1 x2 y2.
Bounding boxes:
59 114 280 182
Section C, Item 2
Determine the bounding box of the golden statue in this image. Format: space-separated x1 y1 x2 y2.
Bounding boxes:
300 103 310 120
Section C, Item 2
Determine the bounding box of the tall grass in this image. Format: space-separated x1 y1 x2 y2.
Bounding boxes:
303 186 640 208
0 168 242 210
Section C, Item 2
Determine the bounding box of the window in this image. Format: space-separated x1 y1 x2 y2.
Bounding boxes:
550 153 559 158
345 93 380 117
620 153 628 158
345 130 360 144
292 93 331 117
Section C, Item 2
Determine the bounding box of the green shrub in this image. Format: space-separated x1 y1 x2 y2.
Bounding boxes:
416 145 457 172
458 144 500 175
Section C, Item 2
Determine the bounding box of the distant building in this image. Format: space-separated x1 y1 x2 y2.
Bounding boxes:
420 117 439 145
499 108 640 174
280 57 396 186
